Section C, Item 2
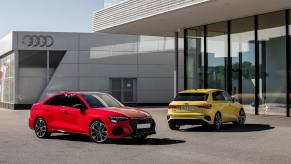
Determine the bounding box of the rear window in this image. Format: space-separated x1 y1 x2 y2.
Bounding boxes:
174 93 208 101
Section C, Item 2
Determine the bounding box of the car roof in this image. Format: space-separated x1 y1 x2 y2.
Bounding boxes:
179 89 224 94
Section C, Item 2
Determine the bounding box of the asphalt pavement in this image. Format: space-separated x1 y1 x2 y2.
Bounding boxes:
0 107 291 164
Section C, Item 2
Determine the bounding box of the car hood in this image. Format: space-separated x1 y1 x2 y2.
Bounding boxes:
96 107 151 118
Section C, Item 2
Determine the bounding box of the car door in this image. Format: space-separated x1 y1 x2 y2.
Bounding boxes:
212 91 232 122
44 94 68 131
222 92 237 121
60 94 88 134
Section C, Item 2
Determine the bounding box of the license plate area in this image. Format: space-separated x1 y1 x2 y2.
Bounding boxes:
136 123 151 129
178 105 194 111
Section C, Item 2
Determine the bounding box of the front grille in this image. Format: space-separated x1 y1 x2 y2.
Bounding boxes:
130 117 156 135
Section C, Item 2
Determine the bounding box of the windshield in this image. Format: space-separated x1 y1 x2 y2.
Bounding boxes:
174 93 208 101
81 93 123 108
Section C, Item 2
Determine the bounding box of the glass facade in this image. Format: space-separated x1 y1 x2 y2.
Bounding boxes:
231 17 255 112
207 22 227 89
258 11 286 115
0 53 15 104
185 10 291 116
186 27 204 89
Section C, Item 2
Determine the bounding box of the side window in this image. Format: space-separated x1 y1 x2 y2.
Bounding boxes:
80 94 105 108
212 91 225 101
223 92 232 101
45 95 67 106
66 95 86 109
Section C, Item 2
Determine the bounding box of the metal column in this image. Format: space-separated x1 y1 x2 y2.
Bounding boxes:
286 10 290 117
254 15 260 115
184 29 188 90
174 32 179 97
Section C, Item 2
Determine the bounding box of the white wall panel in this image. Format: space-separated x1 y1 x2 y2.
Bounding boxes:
138 90 173 103
138 77 173 90
79 51 138 64
60 51 79 64
52 64 78 77
138 65 174 77
79 77 109 91
138 51 174 65
79 64 138 77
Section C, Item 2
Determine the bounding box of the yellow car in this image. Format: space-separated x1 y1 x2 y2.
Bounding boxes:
167 89 246 130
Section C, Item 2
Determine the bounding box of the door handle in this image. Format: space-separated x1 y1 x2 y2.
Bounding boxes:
64 111 69 115
45 109 49 112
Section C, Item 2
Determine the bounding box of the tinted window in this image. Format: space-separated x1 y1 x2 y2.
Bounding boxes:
66 96 86 108
81 94 105 108
212 91 225 101
174 93 208 101
46 95 67 106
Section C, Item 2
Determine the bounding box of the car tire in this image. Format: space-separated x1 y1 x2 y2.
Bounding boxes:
168 121 180 130
213 112 222 131
34 118 51 138
90 120 108 143
234 109 246 125
131 135 148 141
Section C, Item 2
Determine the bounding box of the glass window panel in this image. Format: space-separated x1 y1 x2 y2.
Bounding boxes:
231 17 256 112
19 50 47 68
186 27 205 89
207 22 227 89
123 79 133 90
123 91 133 102
0 53 15 103
111 79 121 91
258 11 286 115
18 51 47 104
49 51 66 77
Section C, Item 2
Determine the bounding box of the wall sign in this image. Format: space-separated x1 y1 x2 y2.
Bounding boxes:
22 35 54 47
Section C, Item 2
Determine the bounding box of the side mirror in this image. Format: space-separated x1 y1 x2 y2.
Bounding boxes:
73 104 86 112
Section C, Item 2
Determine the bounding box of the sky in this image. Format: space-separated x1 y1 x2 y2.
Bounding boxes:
0 0 104 38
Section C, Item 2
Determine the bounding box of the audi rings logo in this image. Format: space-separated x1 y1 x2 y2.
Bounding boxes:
22 35 54 47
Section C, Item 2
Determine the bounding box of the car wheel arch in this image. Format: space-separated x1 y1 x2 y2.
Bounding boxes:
33 116 45 130
215 111 222 122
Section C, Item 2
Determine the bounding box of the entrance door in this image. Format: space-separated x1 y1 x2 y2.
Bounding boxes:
110 78 137 103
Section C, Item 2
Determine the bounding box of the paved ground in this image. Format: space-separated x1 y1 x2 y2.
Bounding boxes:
1 108 291 164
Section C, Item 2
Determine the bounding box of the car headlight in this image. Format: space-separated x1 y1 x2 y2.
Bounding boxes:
109 116 129 124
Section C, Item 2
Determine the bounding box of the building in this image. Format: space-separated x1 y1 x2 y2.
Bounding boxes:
0 31 183 109
93 0 291 116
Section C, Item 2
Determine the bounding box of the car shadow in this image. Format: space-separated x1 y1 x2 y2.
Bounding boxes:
48 134 185 145
107 138 185 145
181 124 275 132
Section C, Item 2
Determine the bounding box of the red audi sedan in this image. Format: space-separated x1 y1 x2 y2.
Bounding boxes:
29 92 156 143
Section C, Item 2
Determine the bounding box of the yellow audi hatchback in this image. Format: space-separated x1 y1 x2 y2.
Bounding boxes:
167 89 246 130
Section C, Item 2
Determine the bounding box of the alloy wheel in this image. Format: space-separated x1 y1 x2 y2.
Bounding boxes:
214 113 222 130
238 109 246 125
90 121 108 143
35 118 48 138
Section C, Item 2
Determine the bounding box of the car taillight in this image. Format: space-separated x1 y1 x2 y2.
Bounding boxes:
168 105 177 109
196 104 212 109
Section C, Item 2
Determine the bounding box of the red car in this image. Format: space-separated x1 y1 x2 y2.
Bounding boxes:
29 92 156 143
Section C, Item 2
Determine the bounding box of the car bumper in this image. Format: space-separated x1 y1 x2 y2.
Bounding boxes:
167 113 213 125
107 118 156 138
